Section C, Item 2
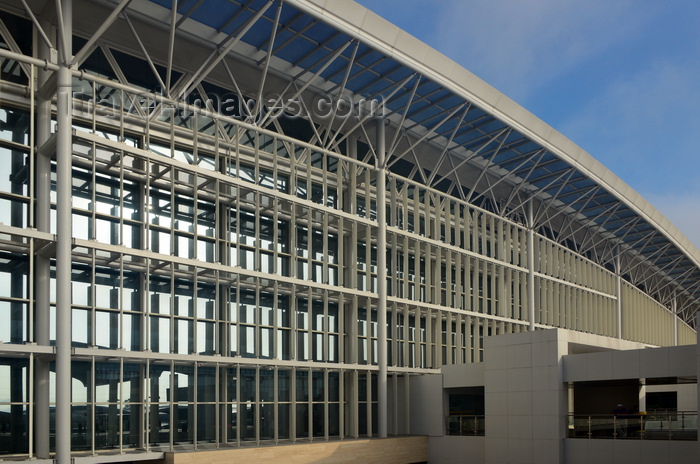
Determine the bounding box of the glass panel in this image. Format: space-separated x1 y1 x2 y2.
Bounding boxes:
277 403 290 440
312 403 324 437
71 404 92 451
197 366 216 403
358 402 367 436
296 370 308 402
95 310 119 349
312 371 324 402
260 327 273 359
197 321 215 355
174 403 194 443
312 302 324 331
328 372 339 402
371 402 378 435
224 367 237 402
329 334 338 363
122 402 142 448
329 403 340 437
240 402 255 441
277 295 290 327
149 276 171 315
0 253 28 300
173 365 194 403
174 281 193 317
174 318 193 354
277 329 290 361
278 369 290 402
0 359 29 408
225 403 237 442
259 294 273 325
71 361 92 403
94 362 120 403
240 325 256 358
0 197 26 229
295 403 308 439
148 364 170 403
197 404 216 443
71 308 91 347
196 282 215 319
229 324 237 357
358 373 367 402
0 300 27 344
0 404 29 454
148 404 170 445
313 333 323 362
94 403 120 449
259 369 273 403
150 316 170 353
260 403 274 440
240 368 256 403
123 313 142 351
239 292 255 323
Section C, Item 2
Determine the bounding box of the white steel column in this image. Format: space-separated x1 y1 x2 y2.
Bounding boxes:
615 251 622 339
527 200 535 330
55 1 73 463
34 15 55 459
376 117 388 438
672 297 678 346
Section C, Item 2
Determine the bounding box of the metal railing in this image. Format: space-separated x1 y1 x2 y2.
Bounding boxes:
446 415 485 436
568 412 697 440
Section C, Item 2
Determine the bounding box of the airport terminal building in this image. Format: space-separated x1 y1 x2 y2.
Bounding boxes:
0 1 699 463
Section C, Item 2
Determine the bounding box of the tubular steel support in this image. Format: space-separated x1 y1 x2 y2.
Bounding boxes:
527 200 536 331
616 251 623 339
33 14 54 459
376 117 388 438
55 0 73 462
672 297 678 346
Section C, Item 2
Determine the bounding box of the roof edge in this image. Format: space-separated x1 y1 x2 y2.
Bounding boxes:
288 0 700 270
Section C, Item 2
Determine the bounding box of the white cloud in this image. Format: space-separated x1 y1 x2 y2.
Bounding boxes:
429 0 647 102
360 0 700 252
558 58 700 201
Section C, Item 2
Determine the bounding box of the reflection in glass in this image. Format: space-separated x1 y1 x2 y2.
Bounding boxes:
296 403 308 439
278 403 290 440
260 403 274 440
312 403 324 437
240 402 255 441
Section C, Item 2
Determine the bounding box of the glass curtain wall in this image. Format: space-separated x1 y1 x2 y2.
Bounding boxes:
0 7 688 459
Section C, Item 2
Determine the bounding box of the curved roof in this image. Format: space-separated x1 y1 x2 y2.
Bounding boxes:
86 0 700 325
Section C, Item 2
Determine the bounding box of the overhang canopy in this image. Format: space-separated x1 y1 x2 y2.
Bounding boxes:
33 0 700 325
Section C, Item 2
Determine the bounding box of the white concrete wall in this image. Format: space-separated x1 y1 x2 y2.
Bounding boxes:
563 344 695 383
442 362 484 388
422 327 700 463
409 374 444 436
483 329 567 464
565 438 698 464
429 436 485 464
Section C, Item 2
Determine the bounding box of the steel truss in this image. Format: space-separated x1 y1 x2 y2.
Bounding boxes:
0 1 698 462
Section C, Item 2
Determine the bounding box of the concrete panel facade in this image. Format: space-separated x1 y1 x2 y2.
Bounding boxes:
429 436 485 464
409 374 444 437
484 330 567 464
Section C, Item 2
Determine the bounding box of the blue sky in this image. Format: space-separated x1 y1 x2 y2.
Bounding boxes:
356 0 700 249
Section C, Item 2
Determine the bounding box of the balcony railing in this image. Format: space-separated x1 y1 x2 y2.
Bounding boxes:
568 412 697 440
446 415 485 436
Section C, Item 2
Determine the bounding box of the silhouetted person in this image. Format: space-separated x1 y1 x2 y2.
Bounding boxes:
612 403 628 438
